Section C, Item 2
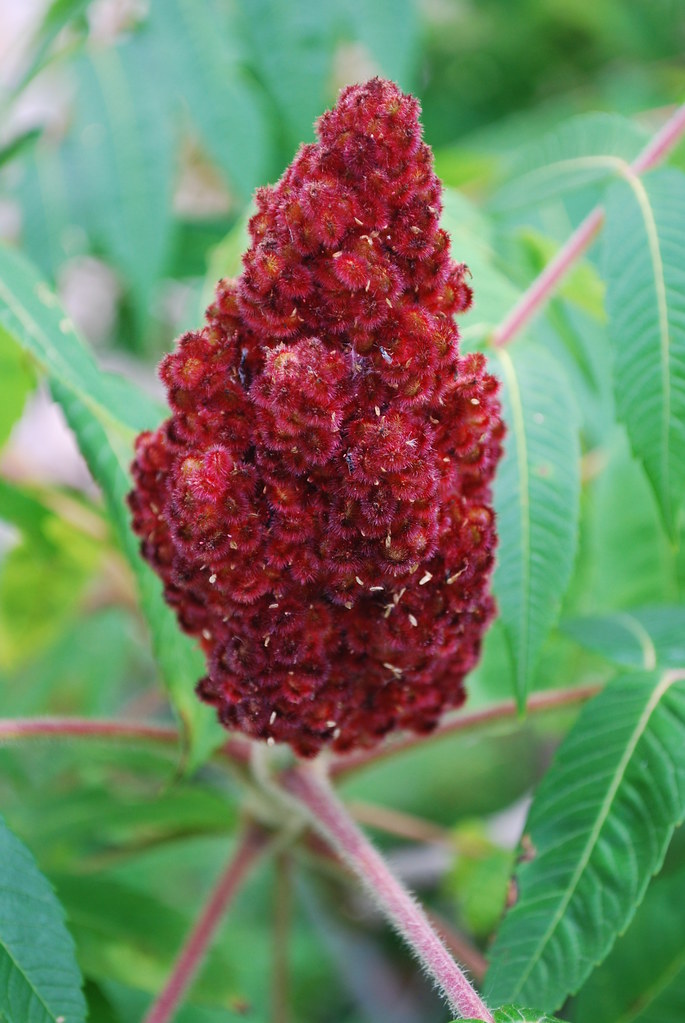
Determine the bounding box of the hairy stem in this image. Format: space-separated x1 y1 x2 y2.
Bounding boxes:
427 909 489 984
143 823 269 1023
0 715 252 765
491 101 685 348
332 683 600 778
282 762 493 1021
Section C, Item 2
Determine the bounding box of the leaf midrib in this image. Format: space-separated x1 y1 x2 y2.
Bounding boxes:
498 349 530 698
621 175 672 530
0 269 133 478
497 154 631 208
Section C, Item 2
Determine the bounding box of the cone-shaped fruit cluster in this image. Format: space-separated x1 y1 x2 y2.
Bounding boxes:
129 78 504 757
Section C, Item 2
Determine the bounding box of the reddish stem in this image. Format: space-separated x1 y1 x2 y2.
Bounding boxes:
143 824 268 1023
491 101 685 348
0 716 179 745
332 683 600 778
0 715 251 765
283 763 493 1021
491 207 604 348
427 909 489 984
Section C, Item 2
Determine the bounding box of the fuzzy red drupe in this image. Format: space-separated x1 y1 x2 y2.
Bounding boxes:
129 78 504 757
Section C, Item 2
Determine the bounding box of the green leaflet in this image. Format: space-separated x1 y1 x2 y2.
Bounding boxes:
492 343 580 706
563 606 685 671
602 168 685 538
0 244 223 765
0 328 35 450
490 111 647 214
0 814 86 1023
573 867 685 1023
12 0 93 93
68 42 176 323
145 0 271 199
485 670 685 1010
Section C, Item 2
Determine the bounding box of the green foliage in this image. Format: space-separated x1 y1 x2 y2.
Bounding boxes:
0 330 35 450
0 813 86 1023
1 4 684 1021
572 866 685 1023
563 607 685 669
485 671 685 1010
602 168 685 537
67 45 176 324
492 343 580 706
52 873 240 1003
490 112 647 214
145 0 272 200
0 245 222 761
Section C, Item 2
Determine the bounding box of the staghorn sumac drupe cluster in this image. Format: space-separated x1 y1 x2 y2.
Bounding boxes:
129 78 504 757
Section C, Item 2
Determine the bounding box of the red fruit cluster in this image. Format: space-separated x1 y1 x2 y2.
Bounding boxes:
129 78 504 757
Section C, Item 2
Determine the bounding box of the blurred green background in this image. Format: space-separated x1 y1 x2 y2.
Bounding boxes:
1 0 683 362
0 2 684 1021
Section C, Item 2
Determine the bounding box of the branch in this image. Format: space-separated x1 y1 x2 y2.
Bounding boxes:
491 101 685 348
349 801 455 846
143 823 269 1023
332 683 600 778
0 715 252 766
282 762 493 1022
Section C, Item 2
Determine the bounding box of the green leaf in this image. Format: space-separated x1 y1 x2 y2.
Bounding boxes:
69 41 176 320
239 0 338 153
13 140 81 283
13 0 93 93
146 0 271 199
0 245 223 763
0 328 35 449
492 343 580 706
602 168 685 538
485 670 685 1010
575 430 677 611
573 867 685 1023
0 128 42 169
563 607 685 670
491 112 647 213
0 813 86 1023
339 0 418 87
441 190 522 347
459 1006 567 1023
